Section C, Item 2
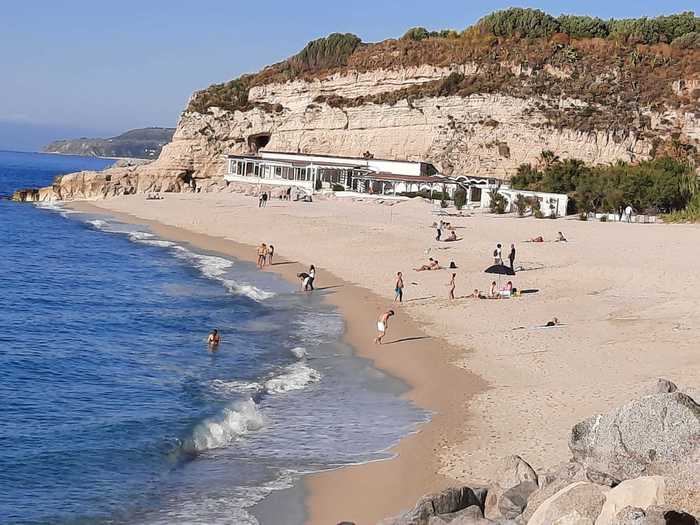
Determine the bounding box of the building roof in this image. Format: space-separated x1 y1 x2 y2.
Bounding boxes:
262 150 426 165
354 172 456 184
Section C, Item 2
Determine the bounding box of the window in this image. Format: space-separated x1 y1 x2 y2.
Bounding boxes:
237 161 244 175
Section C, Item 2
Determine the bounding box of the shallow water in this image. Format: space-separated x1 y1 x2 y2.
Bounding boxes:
0 151 428 524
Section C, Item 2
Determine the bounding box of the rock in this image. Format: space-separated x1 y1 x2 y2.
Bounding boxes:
585 469 621 488
569 392 700 481
498 481 538 519
484 456 538 520
610 507 661 525
389 486 488 525
427 505 495 524
647 379 679 395
595 477 666 525
661 510 699 525
527 481 609 525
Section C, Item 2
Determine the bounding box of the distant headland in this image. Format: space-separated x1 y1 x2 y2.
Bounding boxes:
42 127 175 159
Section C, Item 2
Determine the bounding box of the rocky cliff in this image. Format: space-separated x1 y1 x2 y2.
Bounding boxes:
14 10 700 202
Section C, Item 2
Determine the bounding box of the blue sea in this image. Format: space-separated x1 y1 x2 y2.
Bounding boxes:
0 151 426 525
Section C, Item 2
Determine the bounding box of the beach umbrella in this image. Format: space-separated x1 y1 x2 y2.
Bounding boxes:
484 263 515 287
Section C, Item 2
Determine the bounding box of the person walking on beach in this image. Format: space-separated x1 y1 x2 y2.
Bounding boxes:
258 193 265 208
207 329 220 350
624 204 633 223
435 221 442 241
267 245 274 266
262 192 269 208
447 273 456 301
306 265 316 291
508 243 516 271
374 309 395 345
256 243 267 269
494 243 503 265
394 272 404 303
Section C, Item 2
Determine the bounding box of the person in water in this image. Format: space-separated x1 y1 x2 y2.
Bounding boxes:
207 329 220 349
374 309 395 344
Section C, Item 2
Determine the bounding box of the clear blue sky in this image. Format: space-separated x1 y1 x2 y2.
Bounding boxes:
1 0 697 150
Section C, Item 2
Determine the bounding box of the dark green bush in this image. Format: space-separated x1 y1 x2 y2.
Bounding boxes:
290 33 362 70
453 187 467 210
511 156 696 214
478 8 559 38
671 31 700 48
557 15 609 38
402 27 430 41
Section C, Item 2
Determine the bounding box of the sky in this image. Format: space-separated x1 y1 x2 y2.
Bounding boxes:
1 0 697 151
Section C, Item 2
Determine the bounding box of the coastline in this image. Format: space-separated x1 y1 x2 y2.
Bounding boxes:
67 200 487 525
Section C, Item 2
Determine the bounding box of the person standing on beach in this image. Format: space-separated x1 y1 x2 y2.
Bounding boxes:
267 245 274 266
508 243 516 271
262 192 269 208
394 272 404 303
258 193 264 208
435 221 442 241
374 309 395 344
256 243 267 268
306 265 316 291
494 243 503 265
447 273 456 301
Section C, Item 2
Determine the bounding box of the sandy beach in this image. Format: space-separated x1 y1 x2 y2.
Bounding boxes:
71 192 700 524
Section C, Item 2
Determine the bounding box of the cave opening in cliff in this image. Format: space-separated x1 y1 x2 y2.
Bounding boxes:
248 133 271 154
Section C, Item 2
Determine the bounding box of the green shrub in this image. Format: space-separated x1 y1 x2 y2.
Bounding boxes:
478 8 560 38
663 192 700 222
557 15 609 38
331 184 345 192
671 31 700 48
402 27 430 41
440 199 449 209
514 193 528 216
488 189 507 214
290 33 362 70
534 210 545 219
453 187 467 210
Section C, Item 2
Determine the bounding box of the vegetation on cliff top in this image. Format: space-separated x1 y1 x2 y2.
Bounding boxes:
186 8 700 156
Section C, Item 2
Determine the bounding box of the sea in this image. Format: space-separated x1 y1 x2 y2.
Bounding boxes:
0 151 427 525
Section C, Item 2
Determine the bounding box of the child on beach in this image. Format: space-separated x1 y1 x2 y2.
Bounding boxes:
374 309 395 344
394 272 404 302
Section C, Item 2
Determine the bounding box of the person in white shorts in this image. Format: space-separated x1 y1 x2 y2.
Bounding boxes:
374 309 395 345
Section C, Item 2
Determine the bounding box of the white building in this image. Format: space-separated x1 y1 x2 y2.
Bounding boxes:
223 150 568 215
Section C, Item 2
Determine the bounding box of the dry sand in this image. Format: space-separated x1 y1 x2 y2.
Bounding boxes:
71 192 700 524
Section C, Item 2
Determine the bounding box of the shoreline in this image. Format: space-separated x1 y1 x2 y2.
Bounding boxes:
67 200 487 525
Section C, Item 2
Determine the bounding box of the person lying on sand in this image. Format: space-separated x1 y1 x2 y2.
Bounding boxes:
545 317 560 327
443 230 460 242
466 289 483 299
374 309 395 344
526 236 544 243
414 258 442 271
555 231 567 242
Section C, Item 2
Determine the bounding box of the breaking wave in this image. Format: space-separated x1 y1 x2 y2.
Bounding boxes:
290 346 306 359
264 362 321 394
182 399 264 453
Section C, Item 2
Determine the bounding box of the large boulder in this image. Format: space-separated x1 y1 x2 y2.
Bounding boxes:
427 505 494 524
387 486 487 525
498 481 538 519
595 477 666 525
569 392 700 481
527 481 610 525
484 456 538 520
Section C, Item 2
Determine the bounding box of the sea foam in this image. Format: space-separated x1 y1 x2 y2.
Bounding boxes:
264 362 321 394
183 399 264 453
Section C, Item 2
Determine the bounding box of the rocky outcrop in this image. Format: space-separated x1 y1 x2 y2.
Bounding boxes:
569 391 700 482
383 486 487 525
381 380 699 525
